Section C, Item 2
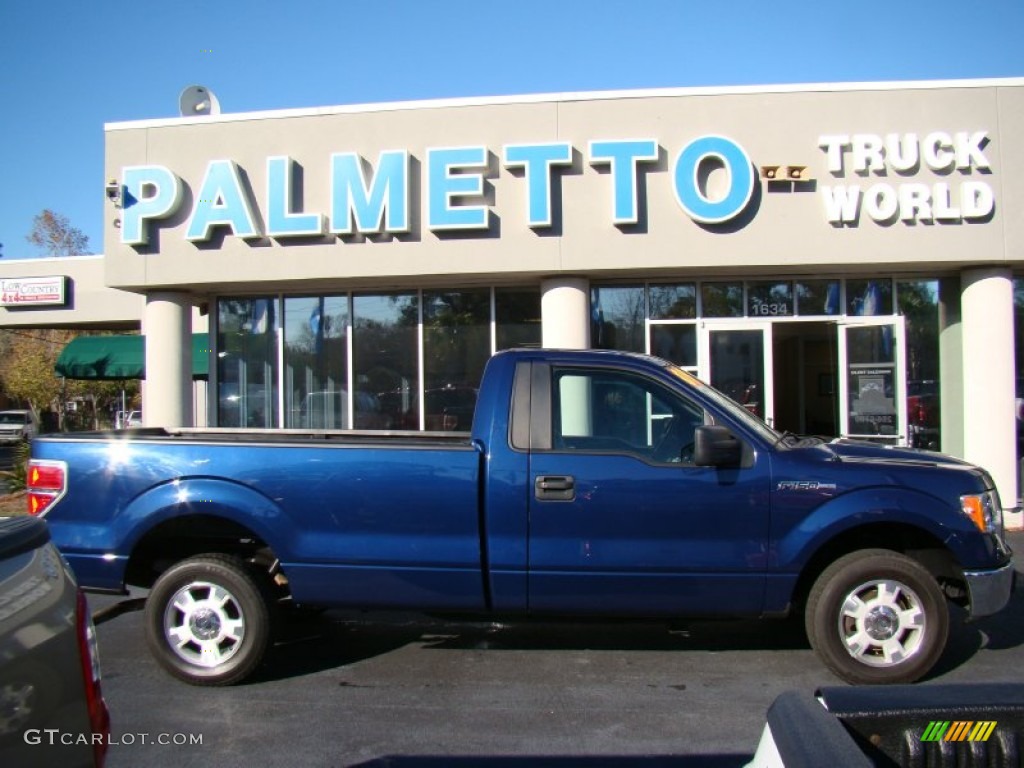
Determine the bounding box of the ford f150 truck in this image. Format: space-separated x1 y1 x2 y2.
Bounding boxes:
24 349 1014 687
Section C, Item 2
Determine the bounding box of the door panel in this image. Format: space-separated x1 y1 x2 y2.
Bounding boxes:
527 365 771 616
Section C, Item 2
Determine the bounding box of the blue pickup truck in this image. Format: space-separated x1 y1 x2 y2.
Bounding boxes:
25 349 1014 687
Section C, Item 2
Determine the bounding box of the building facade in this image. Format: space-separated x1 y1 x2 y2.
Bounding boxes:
4 78 1023 523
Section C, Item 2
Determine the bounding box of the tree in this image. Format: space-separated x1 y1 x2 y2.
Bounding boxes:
26 209 90 257
0 329 73 425
0 329 138 432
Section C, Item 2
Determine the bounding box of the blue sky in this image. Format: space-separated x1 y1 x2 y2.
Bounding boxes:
1 0 1022 259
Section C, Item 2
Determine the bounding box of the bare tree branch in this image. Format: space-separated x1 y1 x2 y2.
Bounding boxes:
26 209 90 257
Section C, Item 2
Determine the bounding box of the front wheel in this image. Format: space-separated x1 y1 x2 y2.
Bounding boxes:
145 554 275 686
805 549 949 684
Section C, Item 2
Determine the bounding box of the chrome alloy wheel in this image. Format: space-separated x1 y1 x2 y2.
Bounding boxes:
838 578 926 667
163 580 246 668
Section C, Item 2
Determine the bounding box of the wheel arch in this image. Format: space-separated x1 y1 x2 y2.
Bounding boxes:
125 513 285 590
790 522 966 613
120 478 291 591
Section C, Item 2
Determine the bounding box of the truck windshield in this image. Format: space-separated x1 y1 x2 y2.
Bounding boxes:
667 366 781 445
0 413 27 425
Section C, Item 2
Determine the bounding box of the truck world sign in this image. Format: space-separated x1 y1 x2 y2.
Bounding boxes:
119 130 994 247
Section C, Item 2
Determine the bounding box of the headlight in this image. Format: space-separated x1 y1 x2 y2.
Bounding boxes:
960 489 1003 533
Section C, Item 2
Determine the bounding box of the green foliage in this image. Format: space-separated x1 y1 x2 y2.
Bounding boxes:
1 329 71 416
0 330 140 431
0 440 29 492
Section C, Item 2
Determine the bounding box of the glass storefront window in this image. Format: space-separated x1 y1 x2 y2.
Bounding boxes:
216 298 279 428
212 276 938 436
1014 280 1024 470
709 329 766 420
495 288 541 350
353 293 419 430
845 325 899 438
796 280 841 315
700 282 744 318
747 281 793 317
847 279 893 316
423 290 490 431
284 296 348 429
591 286 645 351
649 283 696 320
898 280 940 450
650 324 697 369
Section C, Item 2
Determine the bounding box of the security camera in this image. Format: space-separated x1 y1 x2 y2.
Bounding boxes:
105 179 121 205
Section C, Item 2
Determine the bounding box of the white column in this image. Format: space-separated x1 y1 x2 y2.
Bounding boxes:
541 277 590 349
143 292 193 428
960 267 1017 516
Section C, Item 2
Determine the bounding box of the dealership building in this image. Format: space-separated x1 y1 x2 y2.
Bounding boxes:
2 76 1023 525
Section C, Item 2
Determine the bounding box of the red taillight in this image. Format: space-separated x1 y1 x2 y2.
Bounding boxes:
26 460 67 517
76 589 110 767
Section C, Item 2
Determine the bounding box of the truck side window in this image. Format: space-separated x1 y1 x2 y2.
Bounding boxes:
552 368 706 463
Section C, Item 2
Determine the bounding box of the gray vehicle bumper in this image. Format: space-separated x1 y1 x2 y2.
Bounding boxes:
964 561 1016 619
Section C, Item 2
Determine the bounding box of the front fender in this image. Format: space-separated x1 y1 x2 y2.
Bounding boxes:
773 486 997 574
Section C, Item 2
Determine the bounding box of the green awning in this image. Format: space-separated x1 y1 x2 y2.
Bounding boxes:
55 334 210 380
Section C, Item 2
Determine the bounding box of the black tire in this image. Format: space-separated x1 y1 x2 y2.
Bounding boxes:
805 549 949 685
144 554 275 686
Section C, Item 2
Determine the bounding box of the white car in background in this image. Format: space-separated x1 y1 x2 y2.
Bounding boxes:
0 409 38 443
114 410 143 429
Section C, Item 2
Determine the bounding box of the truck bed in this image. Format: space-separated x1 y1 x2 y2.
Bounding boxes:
32 427 486 609
41 426 474 448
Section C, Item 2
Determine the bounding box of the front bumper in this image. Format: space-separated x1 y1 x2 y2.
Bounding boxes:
964 561 1016 619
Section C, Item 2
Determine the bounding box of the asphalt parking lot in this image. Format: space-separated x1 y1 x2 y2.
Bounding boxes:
85 531 1024 768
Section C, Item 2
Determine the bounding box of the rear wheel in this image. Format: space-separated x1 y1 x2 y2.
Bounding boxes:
805 549 948 684
145 554 275 686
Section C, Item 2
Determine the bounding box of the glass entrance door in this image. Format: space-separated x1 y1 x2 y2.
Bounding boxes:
699 324 773 426
838 317 908 445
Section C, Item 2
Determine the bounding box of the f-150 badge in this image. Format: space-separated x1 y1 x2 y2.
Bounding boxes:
777 481 838 492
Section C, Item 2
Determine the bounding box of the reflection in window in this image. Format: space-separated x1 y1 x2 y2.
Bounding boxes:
284 296 348 429
649 283 696 319
423 290 489 431
650 324 697 369
552 368 705 464
1015 279 1024 470
709 329 765 420
495 288 541 349
847 279 893 316
701 282 744 317
217 298 279 428
898 280 940 449
796 280 841 315
591 286 645 351
748 282 793 317
353 293 418 430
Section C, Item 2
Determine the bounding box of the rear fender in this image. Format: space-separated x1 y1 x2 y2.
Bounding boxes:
116 478 287 556
56 477 288 592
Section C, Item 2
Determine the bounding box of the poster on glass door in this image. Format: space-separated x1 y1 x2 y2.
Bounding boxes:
848 364 897 436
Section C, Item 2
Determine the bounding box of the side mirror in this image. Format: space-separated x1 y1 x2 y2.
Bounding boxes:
693 425 742 467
